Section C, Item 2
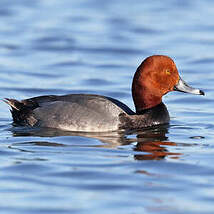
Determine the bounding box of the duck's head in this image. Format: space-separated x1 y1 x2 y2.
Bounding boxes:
132 55 204 113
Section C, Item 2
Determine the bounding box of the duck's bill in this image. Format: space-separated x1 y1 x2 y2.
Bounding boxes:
174 76 205 95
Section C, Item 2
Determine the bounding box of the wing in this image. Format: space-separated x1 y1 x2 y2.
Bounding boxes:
33 94 131 131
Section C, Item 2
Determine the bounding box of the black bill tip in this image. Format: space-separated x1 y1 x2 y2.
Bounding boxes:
199 90 205 96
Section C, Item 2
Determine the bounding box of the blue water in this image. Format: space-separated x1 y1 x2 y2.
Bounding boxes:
0 0 214 213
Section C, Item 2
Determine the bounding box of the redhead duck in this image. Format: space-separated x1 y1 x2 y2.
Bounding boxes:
5 55 204 132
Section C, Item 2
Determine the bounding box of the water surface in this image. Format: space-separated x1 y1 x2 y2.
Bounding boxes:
0 0 214 213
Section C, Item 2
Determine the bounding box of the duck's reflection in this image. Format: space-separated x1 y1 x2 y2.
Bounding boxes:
10 125 182 160
131 127 181 160
134 141 180 160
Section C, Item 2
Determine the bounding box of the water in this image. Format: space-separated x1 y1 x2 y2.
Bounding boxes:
0 0 214 213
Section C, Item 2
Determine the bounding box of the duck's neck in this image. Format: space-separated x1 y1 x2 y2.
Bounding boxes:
132 89 162 113
132 80 162 113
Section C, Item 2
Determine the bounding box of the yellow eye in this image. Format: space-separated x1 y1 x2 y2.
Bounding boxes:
165 69 171 75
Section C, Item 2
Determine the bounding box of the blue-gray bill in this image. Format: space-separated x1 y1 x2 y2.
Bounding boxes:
174 76 205 96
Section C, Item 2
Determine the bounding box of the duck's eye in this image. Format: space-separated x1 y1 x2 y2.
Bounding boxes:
165 69 171 75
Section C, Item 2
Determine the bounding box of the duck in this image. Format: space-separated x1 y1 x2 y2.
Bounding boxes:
4 55 204 132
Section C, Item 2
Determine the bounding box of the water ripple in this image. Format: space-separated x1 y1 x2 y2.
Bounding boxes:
0 0 213 214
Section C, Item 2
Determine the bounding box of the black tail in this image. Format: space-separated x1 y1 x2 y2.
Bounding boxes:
4 98 33 125
4 98 24 111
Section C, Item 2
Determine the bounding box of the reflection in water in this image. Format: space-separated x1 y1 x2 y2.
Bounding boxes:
134 141 180 160
133 128 181 160
10 125 182 160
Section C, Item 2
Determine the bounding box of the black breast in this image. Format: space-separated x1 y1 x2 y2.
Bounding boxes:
119 102 170 130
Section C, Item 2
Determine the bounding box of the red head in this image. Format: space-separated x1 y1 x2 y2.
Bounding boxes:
132 55 203 113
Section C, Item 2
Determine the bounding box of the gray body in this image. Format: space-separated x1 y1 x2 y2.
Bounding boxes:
5 94 170 132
